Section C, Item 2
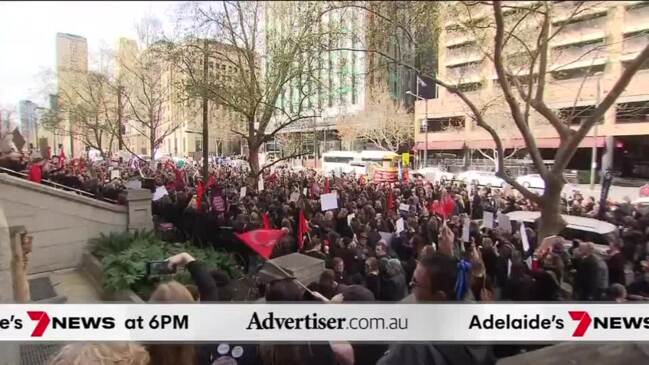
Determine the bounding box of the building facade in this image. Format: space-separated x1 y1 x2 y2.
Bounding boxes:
265 2 367 155
55 32 88 158
18 100 37 147
414 1 649 177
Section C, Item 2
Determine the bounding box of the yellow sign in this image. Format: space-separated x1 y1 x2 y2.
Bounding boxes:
402 152 410 166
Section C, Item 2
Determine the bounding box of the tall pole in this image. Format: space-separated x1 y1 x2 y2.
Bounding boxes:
202 39 209 185
425 97 429 169
117 85 124 151
590 78 600 190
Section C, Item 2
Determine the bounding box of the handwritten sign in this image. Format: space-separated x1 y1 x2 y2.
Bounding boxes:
396 218 405 234
483 211 494 229
320 193 338 211
520 222 530 252
497 211 512 233
153 186 168 201
110 169 120 180
462 217 470 243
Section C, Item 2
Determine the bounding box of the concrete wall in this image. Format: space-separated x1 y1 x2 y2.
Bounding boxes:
0 174 128 274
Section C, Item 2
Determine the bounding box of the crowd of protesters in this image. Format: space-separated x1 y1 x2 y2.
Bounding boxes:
4 144 649 364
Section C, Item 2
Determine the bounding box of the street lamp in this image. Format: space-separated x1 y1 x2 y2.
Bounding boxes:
406 90 429 168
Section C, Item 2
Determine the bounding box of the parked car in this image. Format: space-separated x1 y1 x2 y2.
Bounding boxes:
412 167 455 183
516 174 545 189
456 170 506 188
506 210 617 251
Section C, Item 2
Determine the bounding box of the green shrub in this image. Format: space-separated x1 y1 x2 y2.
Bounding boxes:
91 231 240 299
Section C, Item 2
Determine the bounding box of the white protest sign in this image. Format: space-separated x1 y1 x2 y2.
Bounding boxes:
347 213 355 227
498 211 512 233
240 187 247 199
303 187 308 196
110 169 120 180
462 217 470 243
153 186 169 201
507 258 512 278
320 192 338 211
258 178 264 192
395 218 405 234
520 222 530 252
483 211 494 229
399 203 410 212
290 192 300 202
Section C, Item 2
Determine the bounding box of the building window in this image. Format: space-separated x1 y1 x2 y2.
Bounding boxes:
558 105 597 125
617 101 649 123
421 116 465 132
551 64 605 80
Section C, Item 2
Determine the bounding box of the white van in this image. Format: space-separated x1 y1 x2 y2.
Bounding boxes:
322 151 359 176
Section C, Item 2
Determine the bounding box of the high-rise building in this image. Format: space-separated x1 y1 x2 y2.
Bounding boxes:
265 2 367 155
414 1 649 177
18 100 37 147
56 32 88 157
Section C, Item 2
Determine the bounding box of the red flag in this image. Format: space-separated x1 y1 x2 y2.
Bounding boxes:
297 209 309 250
59 147 66 168
196 182 205 213
28 164 42 183
235 229 285 259
324 178 331 194
387 189 395 211
262 212 272 229
441 196 456 219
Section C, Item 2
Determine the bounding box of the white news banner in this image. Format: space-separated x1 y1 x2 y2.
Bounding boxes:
0 303 647 342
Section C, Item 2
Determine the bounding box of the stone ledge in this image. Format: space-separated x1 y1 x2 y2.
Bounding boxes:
0 173 127 213
80 251 144 303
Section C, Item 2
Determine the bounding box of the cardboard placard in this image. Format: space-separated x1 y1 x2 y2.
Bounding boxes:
153 186 169 201
497 211 512 233
396 218 405 234
399 203 410 212
240 187 247 199
520 222 530 252
110 169 120 180
462 217 470 243
347 213 355 227
320 193 338 211
483 211 494 229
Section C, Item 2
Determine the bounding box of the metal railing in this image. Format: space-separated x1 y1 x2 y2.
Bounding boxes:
0 166 119 205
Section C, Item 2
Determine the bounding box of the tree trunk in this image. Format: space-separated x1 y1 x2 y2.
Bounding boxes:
537 174 566 241
150 133 156 161
248 142 260 189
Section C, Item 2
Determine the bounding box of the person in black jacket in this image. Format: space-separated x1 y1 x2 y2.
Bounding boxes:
378 253 495 365
573 242 600 301
167 252 262 365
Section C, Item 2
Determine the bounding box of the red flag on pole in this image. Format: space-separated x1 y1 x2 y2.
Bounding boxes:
324 178 331 194
196 181 205 213
297 209 309 250
235 229 285 259
262 212 272 229
387 189 395 211
59 147 66 168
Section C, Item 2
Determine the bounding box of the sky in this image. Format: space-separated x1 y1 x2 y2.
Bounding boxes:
0 1 183 112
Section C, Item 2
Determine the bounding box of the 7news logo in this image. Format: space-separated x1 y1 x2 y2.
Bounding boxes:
569 311 649 337
27 311 115 337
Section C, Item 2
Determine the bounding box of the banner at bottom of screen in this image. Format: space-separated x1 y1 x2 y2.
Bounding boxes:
1 303 649 342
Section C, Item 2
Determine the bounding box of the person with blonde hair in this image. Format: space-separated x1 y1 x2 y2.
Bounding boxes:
147 280 196 365
48 342 149 365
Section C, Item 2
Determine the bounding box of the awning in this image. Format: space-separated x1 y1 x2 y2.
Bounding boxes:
415 140 465 150
416 136 606 150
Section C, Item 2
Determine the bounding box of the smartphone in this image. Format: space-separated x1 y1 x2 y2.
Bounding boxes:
146 261 176 276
